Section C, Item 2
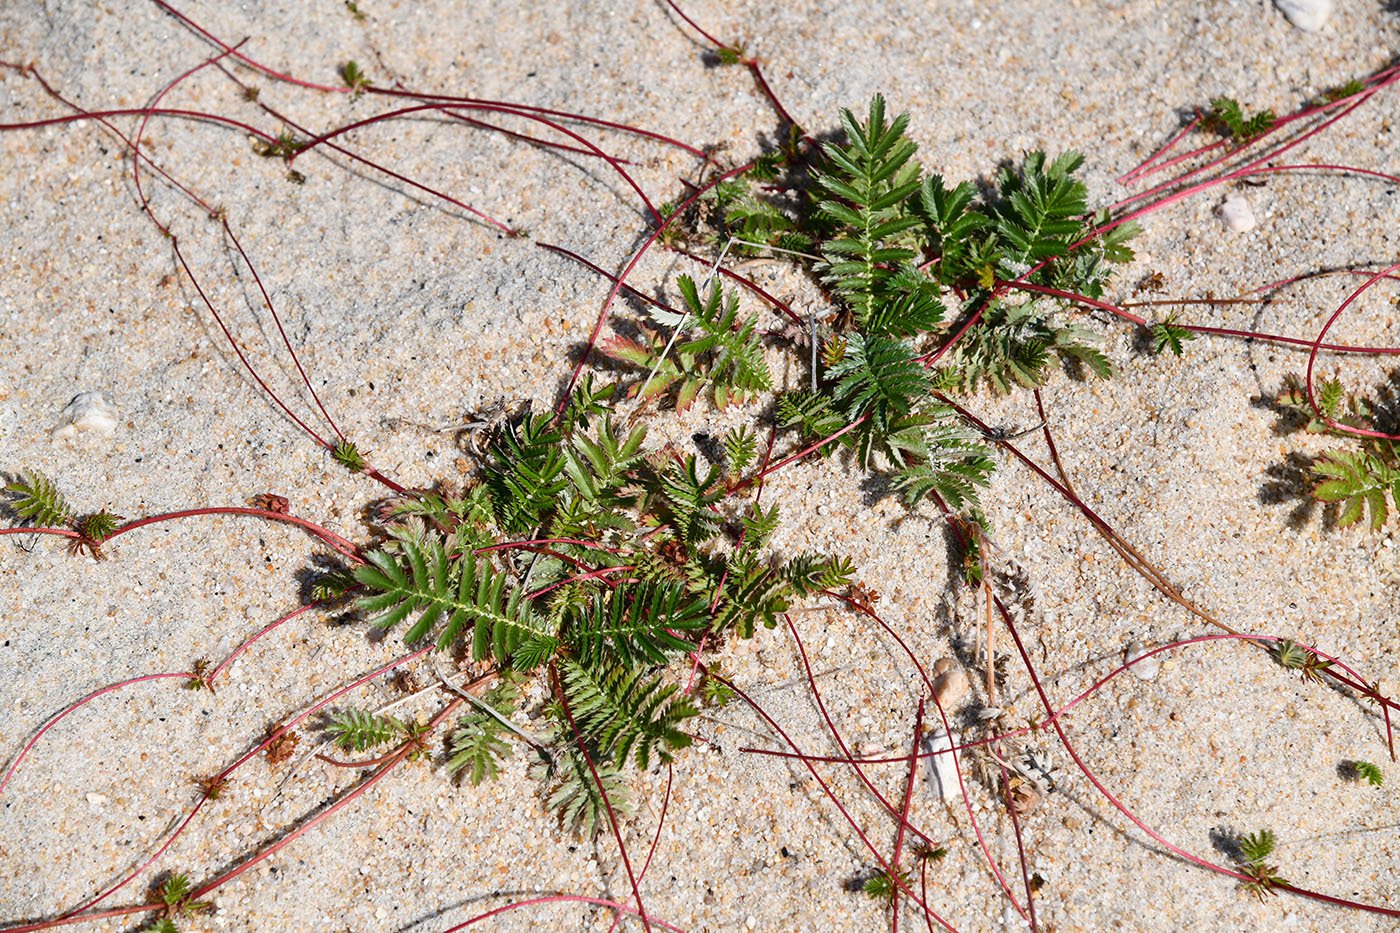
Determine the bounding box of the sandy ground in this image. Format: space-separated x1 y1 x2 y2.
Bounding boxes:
1 1 1399 930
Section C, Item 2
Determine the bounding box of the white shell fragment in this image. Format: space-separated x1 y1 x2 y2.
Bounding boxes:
1216 194 1256 234
52 391 118 440
921 729 962 801
1274 0 1333 31
1125 639 1161 682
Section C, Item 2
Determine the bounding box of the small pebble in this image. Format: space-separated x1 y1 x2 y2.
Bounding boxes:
1216 194 1256 233
855 741 887 759
85 792 108 812
1125 639 1161 681
1063 815 1082 831
1274 0 1333 31
52 391 118 439
932 660 970 708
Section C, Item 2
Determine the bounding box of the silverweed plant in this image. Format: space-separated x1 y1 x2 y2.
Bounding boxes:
2 2 1400 932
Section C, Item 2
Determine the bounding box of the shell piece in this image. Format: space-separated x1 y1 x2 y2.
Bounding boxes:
1274 0 1333 31
1125 639 1161 681
921 728 962 801
932 662 970 709
855 741 888 760
52 391 118 439
1217 194 1256 233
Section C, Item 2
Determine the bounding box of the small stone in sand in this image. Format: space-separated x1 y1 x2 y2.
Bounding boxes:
1125 639 1161 681
52 391 118 439
1217 194 1256 233
1274 0 1333 31
932 659 970 708
855 741 887 759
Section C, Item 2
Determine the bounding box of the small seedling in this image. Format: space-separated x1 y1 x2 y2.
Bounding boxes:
1235 829 1288 901
1206 97 1275 143
1272 639 1335 685
1150 313 1196 356
1322 79 1366 102
341 60 369 94
912 842 948 863
150 871 212 932
1341 760 1384 787
193 773 231 801
251 129 305 161
699 674 735 708
183 659 212 692
861 867 910 901
69 509 122 560
265 731 299 765
715 45 744 66
332 438 367 473
327 709 407 752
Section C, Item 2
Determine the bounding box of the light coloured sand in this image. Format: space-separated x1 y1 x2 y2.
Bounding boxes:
1 1 1398 930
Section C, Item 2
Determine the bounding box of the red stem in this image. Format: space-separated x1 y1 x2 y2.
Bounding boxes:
606 764 675 933
215 646 432 780
220 216 348 443
743 631 1395 764
153 0 707 157
288 101 662 226
1304 261 1400 440
538 241 686 317
706 669 961 932
889 699 924 933
437 894 689 933
0 105 278 142
1116 116 1203 184
1107 81 1389 213
207 602 322 684
56 800 207 919
996 279 1400 356
727 414 870 494
782 614 945 854
370 86 706 158
551 664 653 933
0 673 187 797
130 39 248 237
660 0 725 48
167 234 339 452
557 160 759 409
1119 64 1400 190
819 587 1031 918
108 507 360 561
668 245 804 324
187 693 463 901
990 589 1400 917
